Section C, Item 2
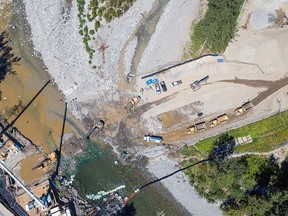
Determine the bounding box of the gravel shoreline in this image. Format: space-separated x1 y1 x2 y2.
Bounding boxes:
147 155 221 216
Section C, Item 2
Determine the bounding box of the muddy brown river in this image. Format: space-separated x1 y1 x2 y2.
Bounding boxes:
0 2 83 184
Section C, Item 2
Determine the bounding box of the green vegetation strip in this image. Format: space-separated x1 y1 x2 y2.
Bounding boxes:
183 154 288 215
181 110 288 159
191 0 244 55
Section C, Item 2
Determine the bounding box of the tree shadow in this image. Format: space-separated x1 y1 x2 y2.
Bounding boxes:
0 31 21 83
209 133 235 162
255 156 279 189
220 197 239 212
117 202 136 216
275 159 288 190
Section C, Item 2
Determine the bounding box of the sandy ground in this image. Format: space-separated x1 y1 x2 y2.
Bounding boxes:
136 0 288 138
22 0 199 118
136 0 200 75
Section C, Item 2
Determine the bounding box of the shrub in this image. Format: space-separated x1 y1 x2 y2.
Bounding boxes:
89 29 95 35
191 0 244 54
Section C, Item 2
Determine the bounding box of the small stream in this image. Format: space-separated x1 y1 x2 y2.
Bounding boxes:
127 0 170 80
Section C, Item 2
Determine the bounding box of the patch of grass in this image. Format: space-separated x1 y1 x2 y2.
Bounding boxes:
179 145 197 157
182 110 288 158
195 138 214 153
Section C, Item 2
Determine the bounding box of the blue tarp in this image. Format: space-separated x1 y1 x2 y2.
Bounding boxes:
14 142 23 151
146 78 159 85
217 59 224 63
41 195 48 206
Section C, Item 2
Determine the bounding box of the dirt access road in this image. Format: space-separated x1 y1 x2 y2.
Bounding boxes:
125 0 288 145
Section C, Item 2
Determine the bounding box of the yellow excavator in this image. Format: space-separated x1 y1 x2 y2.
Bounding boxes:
32 152 57 170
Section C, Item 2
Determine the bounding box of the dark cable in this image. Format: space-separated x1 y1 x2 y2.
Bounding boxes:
55 102 67 175
139 158 210 190
141 54 219 79
124 158 211 205
1 80 50 134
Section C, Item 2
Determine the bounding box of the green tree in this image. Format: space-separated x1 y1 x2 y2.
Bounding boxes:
89 29 95 35
209 133 235 161
191 0 244 54
94 20 101 31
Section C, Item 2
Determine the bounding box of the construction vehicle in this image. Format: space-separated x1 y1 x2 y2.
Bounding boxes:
235 107 244 116
186 121 207 134
186 126 196 134
217 114 229 124
144 135 163 143
32 151 58 170
190 75 209 91
195 122 207 130
235 101 253 116
124 96 141 110
209 119 218 127
85 120 104 140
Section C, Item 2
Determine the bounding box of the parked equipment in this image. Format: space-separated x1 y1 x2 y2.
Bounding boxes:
190 75 209 91
160 81 167 92
155 83 161 94
124 96 141 110
85 120 104 140
144 135 163 143
170 80 182 88
32 152 58 170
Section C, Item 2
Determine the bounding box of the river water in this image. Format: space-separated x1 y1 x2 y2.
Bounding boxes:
0 1 82 185
0 1 189 215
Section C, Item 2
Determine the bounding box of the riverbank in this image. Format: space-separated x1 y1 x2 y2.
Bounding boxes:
19 0 219 215
19 0 220 215
147 154 221 215
0 0 85 185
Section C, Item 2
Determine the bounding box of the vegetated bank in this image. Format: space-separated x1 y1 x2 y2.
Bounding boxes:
181 134 288 216
189 0 244 56
178 110 288 214
182 109 288 157
76 0 136 65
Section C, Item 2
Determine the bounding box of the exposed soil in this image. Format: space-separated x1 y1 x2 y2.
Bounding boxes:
220 78 271 88
221 76 288 106
158 111 186 130
251 76 288 106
